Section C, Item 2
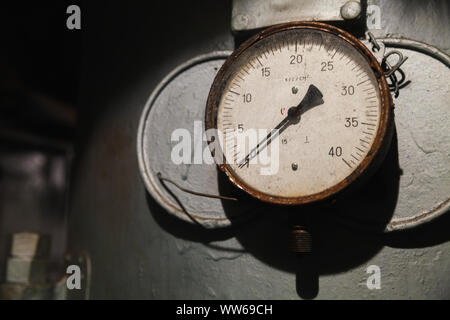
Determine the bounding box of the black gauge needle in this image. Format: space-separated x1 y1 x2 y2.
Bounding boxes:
238 84 324 169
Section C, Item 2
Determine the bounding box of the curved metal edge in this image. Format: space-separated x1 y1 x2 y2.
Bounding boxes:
136 51 234 228
386 198 450 233
380 37 450 69
382 38 450 233
205 21 394 206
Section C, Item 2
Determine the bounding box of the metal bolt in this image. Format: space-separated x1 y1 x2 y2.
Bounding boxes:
232 14 250 31
290 226 312 253
292 87 299 94
341 1 361 20
292 163 298 171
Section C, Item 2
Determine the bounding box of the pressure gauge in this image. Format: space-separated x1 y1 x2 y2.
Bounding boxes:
205 22 393 205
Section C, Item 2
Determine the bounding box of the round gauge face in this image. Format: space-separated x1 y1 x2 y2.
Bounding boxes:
206 22 392 205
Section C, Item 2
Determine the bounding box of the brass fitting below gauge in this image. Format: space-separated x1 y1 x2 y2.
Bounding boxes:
290 225 312 253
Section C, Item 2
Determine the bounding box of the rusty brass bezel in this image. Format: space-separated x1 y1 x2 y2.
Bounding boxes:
205 22 393 206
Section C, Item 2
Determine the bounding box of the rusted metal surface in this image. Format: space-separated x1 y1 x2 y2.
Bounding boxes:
205 21 394 206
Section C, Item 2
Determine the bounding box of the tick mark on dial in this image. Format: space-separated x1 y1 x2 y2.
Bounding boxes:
355 146 365 154
331 47 339 59
357 79 370 86
342 158 352 168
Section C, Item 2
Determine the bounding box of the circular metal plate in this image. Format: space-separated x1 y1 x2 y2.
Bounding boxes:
382 39 450 231
137 51 257 228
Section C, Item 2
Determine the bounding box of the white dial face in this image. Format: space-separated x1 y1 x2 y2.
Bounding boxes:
215 28 382 199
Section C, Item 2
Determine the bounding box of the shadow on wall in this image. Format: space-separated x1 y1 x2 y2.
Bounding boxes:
146 127 450 299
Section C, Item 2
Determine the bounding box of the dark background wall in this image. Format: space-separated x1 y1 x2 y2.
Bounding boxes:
0 1 81 282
